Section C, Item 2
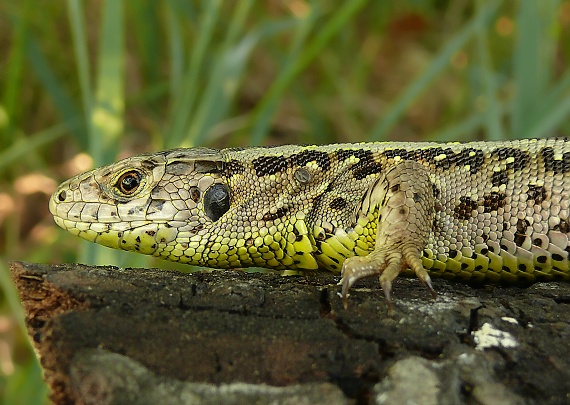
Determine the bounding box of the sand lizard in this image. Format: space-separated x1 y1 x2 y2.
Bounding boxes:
49 139 570 306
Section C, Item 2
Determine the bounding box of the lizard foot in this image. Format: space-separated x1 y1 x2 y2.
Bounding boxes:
340 244 436 313
339 160 437 312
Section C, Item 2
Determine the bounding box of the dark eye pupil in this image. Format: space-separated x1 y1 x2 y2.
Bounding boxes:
203 184 230 222
116 171 141 194
122 176 138 190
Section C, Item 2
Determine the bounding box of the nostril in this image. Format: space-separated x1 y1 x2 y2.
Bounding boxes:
58 190 67 202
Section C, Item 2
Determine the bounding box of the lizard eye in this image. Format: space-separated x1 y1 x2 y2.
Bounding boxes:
203 184 230 222
115 170 142 195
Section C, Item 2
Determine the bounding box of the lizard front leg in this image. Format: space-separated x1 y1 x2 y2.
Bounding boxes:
341 160 436 311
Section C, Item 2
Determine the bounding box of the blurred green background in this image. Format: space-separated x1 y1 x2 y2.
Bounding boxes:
1 0 570 403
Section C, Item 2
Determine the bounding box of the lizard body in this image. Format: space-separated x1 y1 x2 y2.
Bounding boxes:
50 139 570 303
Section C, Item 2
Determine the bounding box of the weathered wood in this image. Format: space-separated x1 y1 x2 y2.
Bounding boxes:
10 261 570 404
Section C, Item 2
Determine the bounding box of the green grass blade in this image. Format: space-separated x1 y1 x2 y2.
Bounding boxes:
426 113 486 142
90 0 125 165
131 2 160 82
250 0 368 146
368 1 499 141
166 3 184 113
475 12 503 141
1 0 30 146
25 39 86 148
191 18 296 146
511 0 559 137
67 0 93 142
166 0 223 148
0 121 78 174
525 93 570 138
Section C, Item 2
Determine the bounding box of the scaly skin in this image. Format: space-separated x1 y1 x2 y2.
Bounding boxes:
50 139 570 304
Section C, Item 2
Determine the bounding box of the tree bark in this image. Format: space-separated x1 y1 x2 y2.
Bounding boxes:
10 261 570 405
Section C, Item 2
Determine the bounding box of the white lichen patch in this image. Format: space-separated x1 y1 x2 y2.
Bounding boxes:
472 323 519 351
500 317 518 325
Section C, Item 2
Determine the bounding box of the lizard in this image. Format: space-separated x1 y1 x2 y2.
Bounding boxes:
49 139 570 308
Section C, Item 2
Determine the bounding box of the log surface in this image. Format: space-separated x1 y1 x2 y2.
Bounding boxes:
10 261 570 405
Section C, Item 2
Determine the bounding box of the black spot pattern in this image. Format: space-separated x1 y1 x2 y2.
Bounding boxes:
418 147 456 169
349 150 383 180
491 147 530 170
383 149 411 160
432 184 441 198
262 207 289 221
541 147 570 174
253 156 289 176
335 149 370 162
456 148 485 174
491 170 509 186
225 160 245 175
527 185 547 204
514 219 529 247
553 219 570 233
289 150 331 171
253 150 333 177
482 192 506 212
455 196 478 220
329 197 347 210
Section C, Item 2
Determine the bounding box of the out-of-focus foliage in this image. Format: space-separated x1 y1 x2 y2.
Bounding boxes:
1 0 569 402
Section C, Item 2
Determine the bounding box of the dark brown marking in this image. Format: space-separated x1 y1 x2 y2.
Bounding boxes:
527 185 546 204
553 219 570 233
482 192 506 212
391 184 400 192
329 197 347 210
455 196 478 220
290 150 331 171
491 147 530 170
262 207 289 221
225 160 245 175
418 147 456 169
383 149 411 160
514 234 526 247
335 149 369 162
514 218 529 247
148 199 165 214
253 155 289 176
350 150 383 180
541 147 570 174
491 170 509 187
456 148 485 174
553 253 564 261
413 192 421 203
146 230 156 236
189 186 201 202
432 184 440 198
533 238 543 247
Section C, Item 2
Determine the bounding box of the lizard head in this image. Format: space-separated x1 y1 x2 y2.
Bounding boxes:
49 148 233 264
